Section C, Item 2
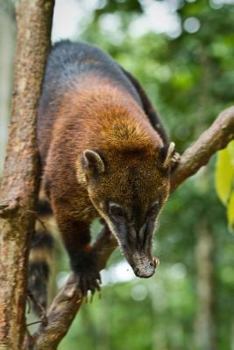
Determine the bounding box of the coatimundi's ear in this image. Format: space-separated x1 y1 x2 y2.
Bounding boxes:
159 142 177 169
80 149 105 179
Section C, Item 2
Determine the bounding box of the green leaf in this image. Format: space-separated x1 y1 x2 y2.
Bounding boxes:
227 192 234 232
215 142 234 205
227 140 234 164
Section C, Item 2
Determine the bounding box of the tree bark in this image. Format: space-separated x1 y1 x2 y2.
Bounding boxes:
0 1 54 349
171 106 234 192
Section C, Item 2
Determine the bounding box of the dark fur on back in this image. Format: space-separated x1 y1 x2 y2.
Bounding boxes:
37 41 168 162
41 40 142 105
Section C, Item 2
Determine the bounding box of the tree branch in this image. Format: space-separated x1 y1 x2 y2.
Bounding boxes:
33 106 234 349
170 106 234 191
0 1 54 349
34 229 117 350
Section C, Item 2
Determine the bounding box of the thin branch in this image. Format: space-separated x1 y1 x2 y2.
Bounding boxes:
170 106 234 192
34 229 117 350
33 105 234 350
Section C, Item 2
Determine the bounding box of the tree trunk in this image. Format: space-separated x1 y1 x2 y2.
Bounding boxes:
0 1 54 349
194 220 217 350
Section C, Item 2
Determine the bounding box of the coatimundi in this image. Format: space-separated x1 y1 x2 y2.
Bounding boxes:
28 40 178 310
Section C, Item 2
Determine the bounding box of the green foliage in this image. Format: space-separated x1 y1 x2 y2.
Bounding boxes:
215 141 234 230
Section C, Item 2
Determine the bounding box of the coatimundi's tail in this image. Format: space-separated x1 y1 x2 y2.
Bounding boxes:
28 199 54 316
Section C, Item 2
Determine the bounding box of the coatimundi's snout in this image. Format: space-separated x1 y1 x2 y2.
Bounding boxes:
77 143 176 278
106 201 159 278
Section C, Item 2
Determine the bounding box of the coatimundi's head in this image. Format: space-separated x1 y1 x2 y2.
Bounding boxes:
77 142 175 278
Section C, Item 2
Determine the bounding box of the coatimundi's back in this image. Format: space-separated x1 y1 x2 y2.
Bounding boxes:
29 40 177 312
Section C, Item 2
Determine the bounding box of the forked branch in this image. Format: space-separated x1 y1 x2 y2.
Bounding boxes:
34 229 117 350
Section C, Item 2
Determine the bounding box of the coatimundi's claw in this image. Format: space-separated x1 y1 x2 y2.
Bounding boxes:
153 256 160 267
71 251 101 296
74 269 101 296
171 152 181 171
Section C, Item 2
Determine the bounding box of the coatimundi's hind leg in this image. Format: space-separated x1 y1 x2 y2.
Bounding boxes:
53 207 101 295
28 200 54 316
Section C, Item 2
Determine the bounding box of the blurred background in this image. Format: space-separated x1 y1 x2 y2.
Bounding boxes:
0 0 234 349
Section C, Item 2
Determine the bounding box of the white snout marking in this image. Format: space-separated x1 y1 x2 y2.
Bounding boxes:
132 252 155 277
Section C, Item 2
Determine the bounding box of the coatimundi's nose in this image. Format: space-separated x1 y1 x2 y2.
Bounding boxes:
133 259 156 278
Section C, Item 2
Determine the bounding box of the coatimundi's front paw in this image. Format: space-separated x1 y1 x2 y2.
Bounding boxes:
70 251 101 295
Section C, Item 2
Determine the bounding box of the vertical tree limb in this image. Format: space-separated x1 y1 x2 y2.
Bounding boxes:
194 221 216 350
0 1 54 349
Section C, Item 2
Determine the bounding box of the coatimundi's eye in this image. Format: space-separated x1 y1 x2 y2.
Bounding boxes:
109 202 125 220
148 200 160 217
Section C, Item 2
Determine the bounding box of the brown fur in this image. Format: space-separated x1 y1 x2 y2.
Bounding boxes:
41 77 165 211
